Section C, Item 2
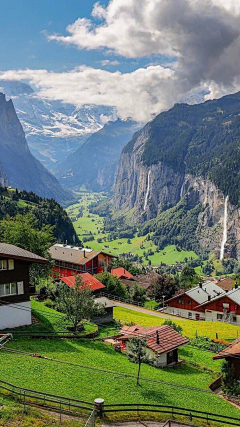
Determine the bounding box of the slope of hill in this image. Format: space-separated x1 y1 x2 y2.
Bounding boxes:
113 92 240 260
55 119 141 191
0 187 79 244
0 93 73 205
0 80 117 170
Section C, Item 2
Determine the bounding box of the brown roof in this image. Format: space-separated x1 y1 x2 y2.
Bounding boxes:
213 338 240 360
216 277 234 291
134 271 160 290
0 243 48 264
119 324 189 355
49 244 101 265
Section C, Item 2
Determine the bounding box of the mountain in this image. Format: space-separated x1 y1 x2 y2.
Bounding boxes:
0 80 117 170
113 92 240 260
55 119 141 192
0 93 73 205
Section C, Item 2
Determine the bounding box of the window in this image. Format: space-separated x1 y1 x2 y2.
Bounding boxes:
188 300 191 305
217 314 223 320
17 281 24 295
0 283 17 296
178 299 184 304
0 260 7 270
188 312 192 318
232 316 237 323
8 259 14 270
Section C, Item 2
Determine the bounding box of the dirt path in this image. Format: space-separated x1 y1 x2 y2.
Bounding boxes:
113 302 186 321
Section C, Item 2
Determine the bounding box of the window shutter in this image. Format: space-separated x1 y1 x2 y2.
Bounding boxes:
17 281 24 295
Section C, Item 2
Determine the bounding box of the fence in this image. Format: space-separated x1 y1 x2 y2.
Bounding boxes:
1 379 240 426
103 403 240 426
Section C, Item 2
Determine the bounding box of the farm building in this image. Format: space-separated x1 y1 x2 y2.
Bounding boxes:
0 243 48 329
213 338 240 377
49 244 115 277
58 273 105 295
164 281 226 320
92 297 116 324
118 325 189 367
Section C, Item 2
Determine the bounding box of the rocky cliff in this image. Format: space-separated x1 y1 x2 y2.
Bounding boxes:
0 93 73 205
113 92 240 259
55 119 141 191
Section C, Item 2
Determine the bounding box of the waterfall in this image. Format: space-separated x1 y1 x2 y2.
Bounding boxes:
180 183 184 199
220 195 229 261
144 170 151 211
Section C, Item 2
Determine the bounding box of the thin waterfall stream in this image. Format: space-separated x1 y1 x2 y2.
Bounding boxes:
220 195 229 260
144 170 151 211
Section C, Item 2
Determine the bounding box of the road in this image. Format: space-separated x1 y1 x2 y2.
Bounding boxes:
113 301 186 321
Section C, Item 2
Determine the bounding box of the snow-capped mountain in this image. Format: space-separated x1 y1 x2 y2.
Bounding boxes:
0 80 117 170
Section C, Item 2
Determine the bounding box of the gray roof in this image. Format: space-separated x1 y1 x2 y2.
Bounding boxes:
185 281 225 305
0 243 48 264
94 297 116 308
195 286 240 309
49 244 101 265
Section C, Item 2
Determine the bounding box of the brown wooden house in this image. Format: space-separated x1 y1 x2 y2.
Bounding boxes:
0 243 48 329
213 338 240 378
118 324 189 367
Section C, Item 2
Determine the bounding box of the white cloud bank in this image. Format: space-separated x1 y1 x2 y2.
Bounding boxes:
2 0 240 122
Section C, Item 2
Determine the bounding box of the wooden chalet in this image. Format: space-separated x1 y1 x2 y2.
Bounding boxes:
118 324 189 367
0 243 48 329
49 244 115 277
164 281 225 320
194 285 240 324
58 273 105 295
111 267 134 280
213 338 240 377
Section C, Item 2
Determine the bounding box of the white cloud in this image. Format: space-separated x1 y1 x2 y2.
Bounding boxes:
98 59 120 67
0 66 178 122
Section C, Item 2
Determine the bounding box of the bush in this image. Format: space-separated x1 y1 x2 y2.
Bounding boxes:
162 319 183 334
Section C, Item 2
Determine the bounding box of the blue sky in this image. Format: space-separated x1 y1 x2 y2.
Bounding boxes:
0 0 239 122
0 0 150 73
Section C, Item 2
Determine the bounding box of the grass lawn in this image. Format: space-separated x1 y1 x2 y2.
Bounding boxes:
0 302 239 424
0 395 84 427
114 307 240 340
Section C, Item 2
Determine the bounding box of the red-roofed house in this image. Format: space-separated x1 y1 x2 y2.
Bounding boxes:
59 273 105 295
213 338 240 378
111 267 134 280
118 324 189 367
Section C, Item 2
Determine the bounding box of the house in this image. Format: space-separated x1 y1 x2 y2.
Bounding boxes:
111 267 134 280
215 277 234 291
92 297 116 324
0 242 48 329
58 273 105 295
134 271 161 293
117 324 189 367
49 244 115 277
194 285 240 324
213 338 240 377
164 281 225 320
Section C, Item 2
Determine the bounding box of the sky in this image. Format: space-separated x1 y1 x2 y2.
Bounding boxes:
1 0 240 122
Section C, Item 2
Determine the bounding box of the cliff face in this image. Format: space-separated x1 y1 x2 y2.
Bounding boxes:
0 93 73 205
55 119 141 192
0 162 7 187
113 92 240 259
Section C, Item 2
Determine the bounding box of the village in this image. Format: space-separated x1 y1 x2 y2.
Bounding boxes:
1 241 240 426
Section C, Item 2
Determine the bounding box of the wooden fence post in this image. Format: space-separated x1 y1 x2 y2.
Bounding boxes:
94 398 105 417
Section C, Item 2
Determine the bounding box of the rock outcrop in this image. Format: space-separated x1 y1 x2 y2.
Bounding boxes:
0 93 73 204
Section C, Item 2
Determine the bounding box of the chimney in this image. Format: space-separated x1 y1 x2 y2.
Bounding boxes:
199 281 203 289
83 250 86 258
156 330 160 345
208 295 211 302
235 282 238 289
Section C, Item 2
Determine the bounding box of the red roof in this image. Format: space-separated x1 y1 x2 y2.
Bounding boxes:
213 338 240 360
60 273 105 292
111 267 134 280
119 325 189 356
